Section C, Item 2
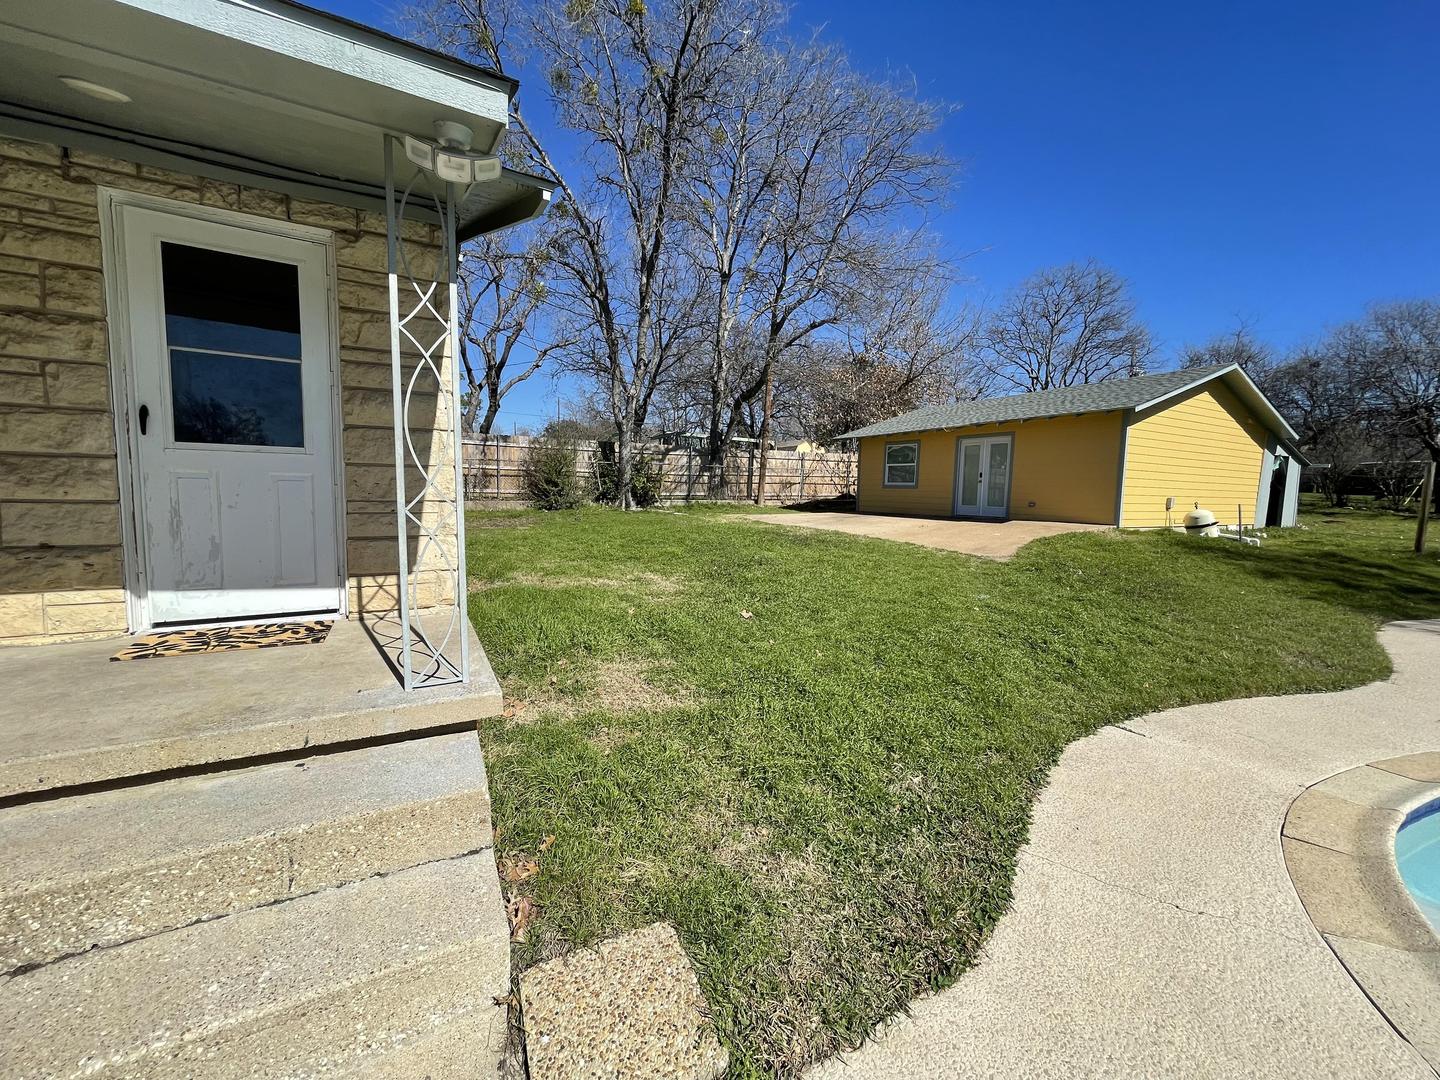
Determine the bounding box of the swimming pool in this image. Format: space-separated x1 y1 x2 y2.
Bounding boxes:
1396 800 1440 934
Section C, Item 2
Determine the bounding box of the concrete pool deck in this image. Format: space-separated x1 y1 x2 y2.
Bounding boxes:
810 619 1440 1080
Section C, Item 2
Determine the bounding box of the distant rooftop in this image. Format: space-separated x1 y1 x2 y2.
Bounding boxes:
838 364 1297 442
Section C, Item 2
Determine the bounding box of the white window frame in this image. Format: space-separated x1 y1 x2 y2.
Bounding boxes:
883 440 920 488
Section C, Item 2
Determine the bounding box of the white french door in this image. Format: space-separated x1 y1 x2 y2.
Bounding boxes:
954 435 1013 518
118 205 341 626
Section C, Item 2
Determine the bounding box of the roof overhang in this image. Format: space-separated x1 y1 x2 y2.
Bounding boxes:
0 0 553 238
1132 363 1300 443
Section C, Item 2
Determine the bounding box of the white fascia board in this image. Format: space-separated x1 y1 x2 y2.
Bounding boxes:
1131 364 1241 415
114 0 510 129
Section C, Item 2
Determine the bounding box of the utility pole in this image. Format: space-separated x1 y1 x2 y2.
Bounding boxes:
1416 459 1436 554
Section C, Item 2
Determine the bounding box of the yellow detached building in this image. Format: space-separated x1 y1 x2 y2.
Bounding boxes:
841 364 1304 529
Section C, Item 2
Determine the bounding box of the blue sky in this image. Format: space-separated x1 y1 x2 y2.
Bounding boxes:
323 0 1440 431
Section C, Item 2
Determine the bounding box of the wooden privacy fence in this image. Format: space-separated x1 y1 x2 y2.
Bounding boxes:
462 435 857 506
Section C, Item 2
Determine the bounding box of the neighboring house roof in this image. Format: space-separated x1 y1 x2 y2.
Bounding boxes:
838 364 1300 444
0 0 553 239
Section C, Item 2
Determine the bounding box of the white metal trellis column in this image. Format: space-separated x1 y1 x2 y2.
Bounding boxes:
383 135 470 690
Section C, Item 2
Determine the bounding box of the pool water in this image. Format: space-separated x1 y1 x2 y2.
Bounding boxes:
1397 801 1440 934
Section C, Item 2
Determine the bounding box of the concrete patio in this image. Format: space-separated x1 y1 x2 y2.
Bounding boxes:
742 511 1110 559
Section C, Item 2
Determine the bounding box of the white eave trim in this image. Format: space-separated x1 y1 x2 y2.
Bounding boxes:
113 0 511 125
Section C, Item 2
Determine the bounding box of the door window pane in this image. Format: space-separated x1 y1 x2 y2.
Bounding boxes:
986 441 1010 507
161 242 304 447
960 443 981 505
170 350 304 447
162 243 301 358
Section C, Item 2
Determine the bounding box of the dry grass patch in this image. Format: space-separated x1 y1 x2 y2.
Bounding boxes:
472 570 685 598
504 657 696 728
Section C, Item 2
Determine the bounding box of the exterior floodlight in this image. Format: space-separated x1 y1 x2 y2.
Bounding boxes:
433 149 474 184
402 134 435 171
401 123 502 186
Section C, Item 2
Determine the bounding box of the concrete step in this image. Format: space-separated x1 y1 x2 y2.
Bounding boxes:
0 620 504 799
0 731 492 973
0 854 511 1079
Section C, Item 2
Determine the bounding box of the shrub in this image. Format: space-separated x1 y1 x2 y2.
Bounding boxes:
629 454 664 508
594 444 664 507
522 441 584 510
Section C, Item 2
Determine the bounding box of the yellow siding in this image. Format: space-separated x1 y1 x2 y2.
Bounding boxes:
858 430 959 518
856 411 1124 524
1120 382 1268 528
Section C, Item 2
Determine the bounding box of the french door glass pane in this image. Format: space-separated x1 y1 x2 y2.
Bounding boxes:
161 242 304 447
960 443 981 505
986 441 1010 508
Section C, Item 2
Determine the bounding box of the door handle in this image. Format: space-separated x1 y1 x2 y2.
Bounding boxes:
138 404 149 435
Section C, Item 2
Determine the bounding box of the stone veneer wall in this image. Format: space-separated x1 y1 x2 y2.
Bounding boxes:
0 135 459 645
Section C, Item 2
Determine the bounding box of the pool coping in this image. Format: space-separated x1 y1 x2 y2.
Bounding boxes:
1282 752 1440 1071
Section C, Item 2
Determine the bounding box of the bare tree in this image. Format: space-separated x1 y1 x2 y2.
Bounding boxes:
1367 430 1428 512
791 268 981 442
1347 300 1440 467
416 0 768 507
1179 318 1276 385
1268 300 1440 524
1343 299 1440 543
978 261 1153 393
417 0 959 504
1266 343 1367 507
457 230 579 434
679 38 953 496
537 0 776 507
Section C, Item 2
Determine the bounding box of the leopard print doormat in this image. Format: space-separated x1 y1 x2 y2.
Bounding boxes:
110 620 332 661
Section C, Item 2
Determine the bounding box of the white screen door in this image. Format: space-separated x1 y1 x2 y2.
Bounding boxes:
119 206 341 626
954 436 1012 518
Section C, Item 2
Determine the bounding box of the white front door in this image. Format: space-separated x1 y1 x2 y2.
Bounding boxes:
119 205 341 626
954 436 1012 518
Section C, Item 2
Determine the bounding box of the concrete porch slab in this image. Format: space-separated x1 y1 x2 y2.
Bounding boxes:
0 617 502 799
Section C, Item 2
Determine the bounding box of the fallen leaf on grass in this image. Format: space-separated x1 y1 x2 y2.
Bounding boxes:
740 610 754 619
499 855 540 883
507 895 540 942
539 834 557 853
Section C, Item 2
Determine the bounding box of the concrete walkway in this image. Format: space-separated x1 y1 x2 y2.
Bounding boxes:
742 512 1108 559
811 620 1440 1080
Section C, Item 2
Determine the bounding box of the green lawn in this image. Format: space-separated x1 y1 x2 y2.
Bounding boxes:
466 503 1440 1078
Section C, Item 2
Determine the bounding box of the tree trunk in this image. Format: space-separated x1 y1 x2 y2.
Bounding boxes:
475 392 501 436
754 361 774 505
704 413 727 499
1417 456 1437 555
614 423 635 511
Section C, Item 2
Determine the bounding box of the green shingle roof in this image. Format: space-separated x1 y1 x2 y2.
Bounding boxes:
838 364 1248 440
